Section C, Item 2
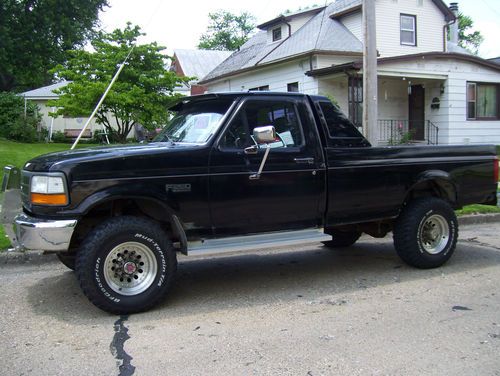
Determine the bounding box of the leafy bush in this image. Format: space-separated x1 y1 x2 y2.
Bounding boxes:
51 130 69 143
0 92 42 142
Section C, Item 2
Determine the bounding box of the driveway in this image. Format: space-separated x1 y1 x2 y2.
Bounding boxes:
1 223 499 376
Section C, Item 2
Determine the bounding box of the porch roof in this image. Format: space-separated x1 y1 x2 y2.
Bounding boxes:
306 52 500 78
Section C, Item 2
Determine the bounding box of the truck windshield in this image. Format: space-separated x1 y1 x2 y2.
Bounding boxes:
155 99 234 144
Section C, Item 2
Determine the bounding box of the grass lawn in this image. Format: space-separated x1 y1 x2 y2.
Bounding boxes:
0 225 10 249
1 139 99 250
455 204 500 216
0 138 98 170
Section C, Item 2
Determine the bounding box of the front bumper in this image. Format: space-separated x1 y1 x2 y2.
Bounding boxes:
13 214 77 252
1 165 77 252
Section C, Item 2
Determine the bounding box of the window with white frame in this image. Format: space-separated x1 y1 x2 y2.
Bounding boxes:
287 82 299 92
467 82 499 120
400 14 416 46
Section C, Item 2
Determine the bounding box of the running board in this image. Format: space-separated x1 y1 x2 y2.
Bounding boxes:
187 228 331 257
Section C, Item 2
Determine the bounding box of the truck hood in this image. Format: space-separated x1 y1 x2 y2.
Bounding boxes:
23 142 208 180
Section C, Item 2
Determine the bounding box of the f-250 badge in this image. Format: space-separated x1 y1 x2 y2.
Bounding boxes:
165 184 191 193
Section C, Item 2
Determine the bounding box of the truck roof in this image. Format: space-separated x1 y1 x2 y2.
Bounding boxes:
169 92 330 110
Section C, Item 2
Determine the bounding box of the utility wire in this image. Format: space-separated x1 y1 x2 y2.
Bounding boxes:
71 0 163 150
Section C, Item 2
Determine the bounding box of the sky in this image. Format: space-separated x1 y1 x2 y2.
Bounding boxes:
99 0 500 59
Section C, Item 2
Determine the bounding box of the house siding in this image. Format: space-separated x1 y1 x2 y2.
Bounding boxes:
378 58 500 144
339 12 363 43
35 101 104 135
376 0 446 58
206 60 319 94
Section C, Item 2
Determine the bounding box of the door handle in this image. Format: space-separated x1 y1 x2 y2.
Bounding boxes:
294 157 314 165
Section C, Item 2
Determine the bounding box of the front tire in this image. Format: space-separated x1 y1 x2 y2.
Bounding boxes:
393 197 458 269
75 216 177 314
56 252 76 270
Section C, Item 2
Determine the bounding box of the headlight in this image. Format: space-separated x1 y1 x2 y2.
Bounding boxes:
30 175 68 206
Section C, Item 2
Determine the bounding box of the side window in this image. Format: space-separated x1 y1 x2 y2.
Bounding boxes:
318 101 363 138
220 100 304 149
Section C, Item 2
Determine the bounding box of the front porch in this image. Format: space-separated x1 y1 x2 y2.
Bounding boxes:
377 119 439 145
316 71 447 145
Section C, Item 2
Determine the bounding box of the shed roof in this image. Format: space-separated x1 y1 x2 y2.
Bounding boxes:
173 49 232 80
20 81 68 99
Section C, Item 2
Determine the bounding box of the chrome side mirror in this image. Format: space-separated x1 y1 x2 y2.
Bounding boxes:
253 126 276 144
248 126 276 180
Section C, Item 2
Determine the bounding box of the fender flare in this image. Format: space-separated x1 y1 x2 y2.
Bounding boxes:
72 187 189 254
405 170 458 205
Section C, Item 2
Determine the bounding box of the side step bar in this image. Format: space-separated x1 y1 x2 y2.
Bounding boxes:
187 228 331 257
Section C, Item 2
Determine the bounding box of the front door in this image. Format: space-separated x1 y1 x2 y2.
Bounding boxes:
409 84 425 140
208 97 325 237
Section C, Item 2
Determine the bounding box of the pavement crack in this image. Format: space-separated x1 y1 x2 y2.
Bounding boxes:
110 315 135 376
460 238 500 252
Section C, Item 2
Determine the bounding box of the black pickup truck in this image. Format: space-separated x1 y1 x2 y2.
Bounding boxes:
2 92 498 314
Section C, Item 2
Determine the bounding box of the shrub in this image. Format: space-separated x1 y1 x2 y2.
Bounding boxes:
51 131 69 143
0 92 42 142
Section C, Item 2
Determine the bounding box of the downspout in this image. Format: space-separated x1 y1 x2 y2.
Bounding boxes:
443 18 456 52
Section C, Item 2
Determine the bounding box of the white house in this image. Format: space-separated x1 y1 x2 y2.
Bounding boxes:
20 81 106 139
199 1 500 145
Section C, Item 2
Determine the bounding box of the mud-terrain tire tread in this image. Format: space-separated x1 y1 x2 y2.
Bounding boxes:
393 197 458 269
75 216 177 314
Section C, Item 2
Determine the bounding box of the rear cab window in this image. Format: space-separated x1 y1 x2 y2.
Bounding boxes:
315 100 370 147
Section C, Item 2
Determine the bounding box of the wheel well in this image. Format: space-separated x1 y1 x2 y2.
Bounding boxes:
404 179 457 208
68 198 175 253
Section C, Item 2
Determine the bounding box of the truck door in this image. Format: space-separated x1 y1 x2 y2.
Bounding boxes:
208 96 326 236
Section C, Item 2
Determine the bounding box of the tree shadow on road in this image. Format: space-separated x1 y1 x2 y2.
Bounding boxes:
25 239 500 321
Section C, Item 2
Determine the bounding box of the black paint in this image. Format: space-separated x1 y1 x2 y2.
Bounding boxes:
110 315 135 376
22 92 498 239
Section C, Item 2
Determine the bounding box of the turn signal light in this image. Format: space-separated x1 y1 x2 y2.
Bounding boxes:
31 193 68 206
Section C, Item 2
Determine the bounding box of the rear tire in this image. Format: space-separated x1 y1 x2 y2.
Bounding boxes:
393 197 458 269
75 216 177 314
322 230 361 248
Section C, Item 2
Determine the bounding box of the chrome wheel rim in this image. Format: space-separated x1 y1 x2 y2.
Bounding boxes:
420 214 449 255
103 241 157 296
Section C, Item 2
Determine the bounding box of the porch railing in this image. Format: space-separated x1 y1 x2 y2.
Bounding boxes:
426 120 439 145
377 120 439 145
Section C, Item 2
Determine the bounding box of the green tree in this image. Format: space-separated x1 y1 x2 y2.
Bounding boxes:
0 0 108 92
198 11 256 51
458 13 484 55
49 24 189 143
0 92 41 142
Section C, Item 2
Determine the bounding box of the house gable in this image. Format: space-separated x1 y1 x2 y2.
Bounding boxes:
332 0 452 58
200 3 362 85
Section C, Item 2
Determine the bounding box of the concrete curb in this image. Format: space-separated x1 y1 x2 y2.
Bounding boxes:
1 213 499 266
458 213 500 226
0 251 57 266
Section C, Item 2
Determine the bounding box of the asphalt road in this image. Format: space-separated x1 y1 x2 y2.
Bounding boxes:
1 223 500 376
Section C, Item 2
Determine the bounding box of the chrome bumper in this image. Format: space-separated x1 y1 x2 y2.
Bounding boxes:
1 165 77 252
13 214 77 252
